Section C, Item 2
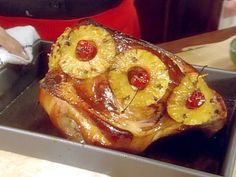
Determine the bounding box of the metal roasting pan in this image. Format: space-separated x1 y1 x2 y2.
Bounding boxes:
0 40 235 177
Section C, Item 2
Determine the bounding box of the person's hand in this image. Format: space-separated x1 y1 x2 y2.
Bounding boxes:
0 26 29 60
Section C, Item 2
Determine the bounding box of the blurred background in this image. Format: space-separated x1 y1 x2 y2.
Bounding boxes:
135 0 236 44
1 0 236 43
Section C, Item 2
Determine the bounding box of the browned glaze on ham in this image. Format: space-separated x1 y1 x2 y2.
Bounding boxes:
39 19 227 153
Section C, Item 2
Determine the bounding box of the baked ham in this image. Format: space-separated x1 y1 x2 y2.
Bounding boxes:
39 19 227 153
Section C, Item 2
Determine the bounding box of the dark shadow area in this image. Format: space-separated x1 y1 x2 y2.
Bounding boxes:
135 0 223 43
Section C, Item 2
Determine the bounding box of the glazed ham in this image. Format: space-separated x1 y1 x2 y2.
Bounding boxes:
39 19 227 153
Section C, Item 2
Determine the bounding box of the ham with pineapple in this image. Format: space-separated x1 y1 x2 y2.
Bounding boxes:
39 19 227 153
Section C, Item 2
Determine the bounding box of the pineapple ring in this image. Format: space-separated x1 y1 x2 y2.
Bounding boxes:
167 73 215 125
54 25 116 79
48 27 72 69
108 48 170 108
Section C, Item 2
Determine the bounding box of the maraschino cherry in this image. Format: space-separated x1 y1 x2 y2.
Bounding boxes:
186 90 205 109
127 66 150 90
75 40 97 61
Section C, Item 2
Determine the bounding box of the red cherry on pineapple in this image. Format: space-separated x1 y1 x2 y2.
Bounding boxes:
75 40 97 61
186 90 205 109
127 66 150 90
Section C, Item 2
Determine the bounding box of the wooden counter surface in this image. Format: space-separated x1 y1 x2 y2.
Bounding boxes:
159 26 236 54
159 26 236 72
1 27 236 177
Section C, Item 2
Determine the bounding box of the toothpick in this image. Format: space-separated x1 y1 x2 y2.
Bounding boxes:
121 89 139 113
